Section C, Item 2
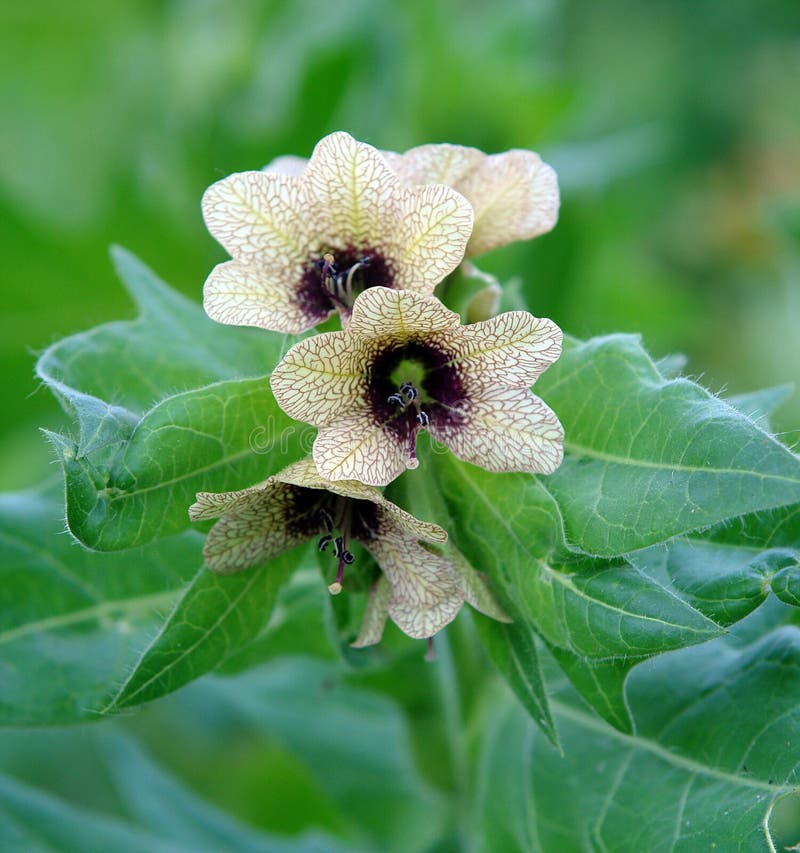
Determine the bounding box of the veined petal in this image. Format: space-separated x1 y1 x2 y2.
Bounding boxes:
376 501 448 545
351 576 391 648
365 535 464 639
390 183 474 289
384 143 485 188
277 460 446 541
262 154 308 176
347 287 461 340
429 388 564 475
204 260 332 332
313 415 411 486
451 312 562 388
302 131 401 249
202 170 312 263
273 456 386 506
460 150 559 256
448 548 511 623
270 332 370 427
190 480 319 574
189 482 269 522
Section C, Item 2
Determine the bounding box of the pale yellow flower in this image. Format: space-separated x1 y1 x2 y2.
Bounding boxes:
382 143 559 257
202 132 474 334
189 458 505 642
270 287 564 486
264 140 559 259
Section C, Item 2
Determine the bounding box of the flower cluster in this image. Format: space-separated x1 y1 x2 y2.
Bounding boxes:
192 131 563 649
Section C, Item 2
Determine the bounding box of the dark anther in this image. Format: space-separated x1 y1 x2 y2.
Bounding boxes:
416 410 430 427
400 382 418 401
342 550 355 564
317 534 332 551
387 393 404 406
333 536 345 558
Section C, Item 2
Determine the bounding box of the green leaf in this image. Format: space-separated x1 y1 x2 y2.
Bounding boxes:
472 622 800 852
0 485 309 724
38 249 305 550
535 335 800 555
544 648 635 733
727 384 794 426
472 613 559 748
101 546 304 713
0 486 194 726
631 538 800 626
429 451 722 730
38 247 281 413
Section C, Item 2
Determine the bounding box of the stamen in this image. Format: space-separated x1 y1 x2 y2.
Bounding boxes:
328 553 348 596
400 382 418 401
407 431 419 470
333 535 345 558
318 507 334 532
387 382 420 409
342 256 371 302
319 253 372 308
320 497 356 596
416 410 429 427
425 636 436 662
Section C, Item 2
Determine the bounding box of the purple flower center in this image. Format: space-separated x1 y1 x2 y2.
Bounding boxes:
366 340 469 453
295 245 394 321
282 486 382 594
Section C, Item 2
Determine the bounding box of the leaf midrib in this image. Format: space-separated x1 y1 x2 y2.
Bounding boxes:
564 440 800 483
550 697 794 795
0 590 179 646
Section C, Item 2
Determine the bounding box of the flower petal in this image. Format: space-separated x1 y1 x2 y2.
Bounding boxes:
273 456 383 503
262 154 308 176
429 387 564 475
351 576 391 648
365 535 464 639
188 482 268 521
270 332 370 427
302 131 401 249
459 150 559 256
204 259 332 332
451 311 562 388
190 480 318 575
275 458 447 541
202 170 311 263
390 183 474 289
313 415 411 486
377 500 448 545
384 143 485 188
448 548 511 623
347 287 461 340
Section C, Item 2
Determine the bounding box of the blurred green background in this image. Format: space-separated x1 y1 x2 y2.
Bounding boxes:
2 0 800 490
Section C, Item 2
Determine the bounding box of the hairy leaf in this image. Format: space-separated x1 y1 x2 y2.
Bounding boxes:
535 335 800 555
429 452 722 730
0 487 307 724
38 249 304 550
102 547 304 712
472 621 800 852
